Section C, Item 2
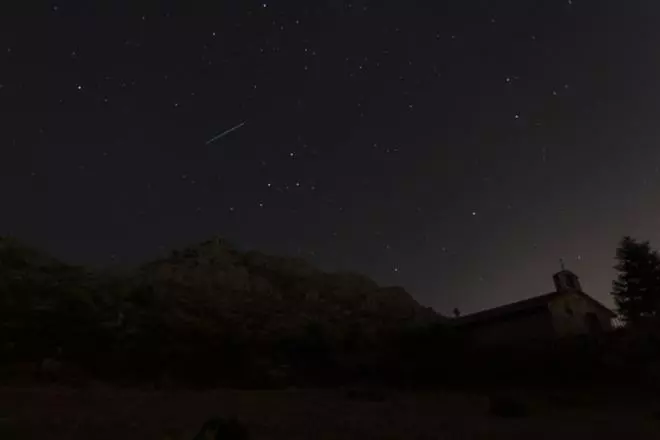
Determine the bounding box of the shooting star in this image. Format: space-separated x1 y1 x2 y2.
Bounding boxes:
205 121 246 145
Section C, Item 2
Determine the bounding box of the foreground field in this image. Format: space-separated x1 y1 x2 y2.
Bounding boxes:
1 386 659 439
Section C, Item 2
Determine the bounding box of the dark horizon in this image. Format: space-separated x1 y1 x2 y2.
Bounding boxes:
3 1 660 315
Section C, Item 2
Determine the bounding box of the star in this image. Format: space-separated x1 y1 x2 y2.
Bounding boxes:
5 0 648 330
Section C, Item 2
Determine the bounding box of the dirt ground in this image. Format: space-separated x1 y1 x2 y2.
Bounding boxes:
0 385 659 439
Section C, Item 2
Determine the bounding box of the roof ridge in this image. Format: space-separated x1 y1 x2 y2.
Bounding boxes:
454 290 615 326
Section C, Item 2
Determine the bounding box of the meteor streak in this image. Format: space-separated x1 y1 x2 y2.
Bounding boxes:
205 121 246 144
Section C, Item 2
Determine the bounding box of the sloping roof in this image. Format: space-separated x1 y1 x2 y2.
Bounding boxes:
574 291 617 317
453 290 615 327
454 292 560 327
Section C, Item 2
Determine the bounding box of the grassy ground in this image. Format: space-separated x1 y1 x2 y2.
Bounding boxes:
0 385 659 439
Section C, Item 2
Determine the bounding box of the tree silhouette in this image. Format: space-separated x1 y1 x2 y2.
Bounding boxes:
612 236 660 327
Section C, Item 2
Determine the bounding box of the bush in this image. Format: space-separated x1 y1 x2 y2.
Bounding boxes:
345 386 387 402
488 394 530 418
192 417 248 440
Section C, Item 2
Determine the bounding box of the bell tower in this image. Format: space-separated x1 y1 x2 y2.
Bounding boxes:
553 259 582 292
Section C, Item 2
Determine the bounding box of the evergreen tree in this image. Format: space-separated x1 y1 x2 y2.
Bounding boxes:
611 236 660 326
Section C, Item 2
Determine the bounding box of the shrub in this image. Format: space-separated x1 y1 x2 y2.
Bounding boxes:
192 417 248 440
345 386 387 402
488 394 530 418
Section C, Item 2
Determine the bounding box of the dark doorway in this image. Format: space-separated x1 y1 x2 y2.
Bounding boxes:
585 313 603 334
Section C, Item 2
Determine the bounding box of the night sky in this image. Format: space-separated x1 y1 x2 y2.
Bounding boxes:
3 1 660 315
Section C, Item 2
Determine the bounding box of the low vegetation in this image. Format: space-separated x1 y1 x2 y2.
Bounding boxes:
487 394 531 418
0 235 659 393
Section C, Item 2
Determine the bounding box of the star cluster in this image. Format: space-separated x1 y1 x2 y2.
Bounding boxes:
2 0 660 313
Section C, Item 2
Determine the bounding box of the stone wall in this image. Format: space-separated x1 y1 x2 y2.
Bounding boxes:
466 308 555 345
547 292 614 337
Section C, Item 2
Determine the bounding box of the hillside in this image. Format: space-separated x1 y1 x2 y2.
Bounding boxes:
135 237 439 342
0 236 440 386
